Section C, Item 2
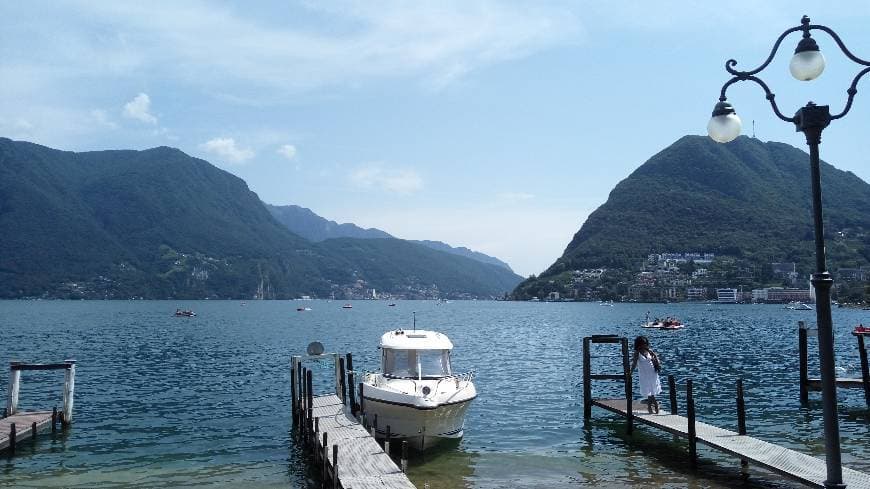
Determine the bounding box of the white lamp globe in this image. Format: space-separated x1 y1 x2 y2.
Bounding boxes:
790 50 826 81
707 101 741 143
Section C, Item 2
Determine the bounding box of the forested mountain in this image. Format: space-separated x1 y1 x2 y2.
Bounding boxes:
0 138 521 299
514 135 870 298
266 204 514 271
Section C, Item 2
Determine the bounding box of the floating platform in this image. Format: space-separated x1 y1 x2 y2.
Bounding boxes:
592 398 870 489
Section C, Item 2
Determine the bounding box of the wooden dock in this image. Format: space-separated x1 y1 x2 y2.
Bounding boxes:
592 398 870 489
798 322 870 407
292 352 416 489
309 394 415 489
0 411 57 453
583 335 870 488
2 360 75 455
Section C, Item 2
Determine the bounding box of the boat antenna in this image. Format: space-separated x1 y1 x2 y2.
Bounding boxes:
413 311 416 331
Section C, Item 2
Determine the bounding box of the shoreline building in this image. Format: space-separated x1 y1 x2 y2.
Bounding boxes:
716 288 739 304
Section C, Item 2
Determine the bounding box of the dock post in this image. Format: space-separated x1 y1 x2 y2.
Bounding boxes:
799 322 809 404
737 378 748 469
385 425 391 456
582 337 591 419
620 337 633 434
6 362 21 416
338 357 346 405
332 444 339 489
348 372 356 415
307 369 314 446
322 432 328 485
9 423 16 455
300 367 307 441
51 407 57 433
401 440 408 473
669 375 677 414
371 414 378 438
857 334 870 408
314 418 321 465
687 379 697 469
291 358 298 427
31 421 36 441
357 381 363 417
61 360 75 426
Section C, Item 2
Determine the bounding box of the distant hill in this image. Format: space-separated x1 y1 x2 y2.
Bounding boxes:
0 138 522 299
267 204 392 241
410 240 513 271
266 204 514 271
514 135 870 298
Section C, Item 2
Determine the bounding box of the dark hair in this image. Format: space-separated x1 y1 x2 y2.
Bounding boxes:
634 335 650 351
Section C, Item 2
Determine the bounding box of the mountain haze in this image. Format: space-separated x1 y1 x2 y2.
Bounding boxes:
266 203 514 271
515 135 870 298
0 138 521 299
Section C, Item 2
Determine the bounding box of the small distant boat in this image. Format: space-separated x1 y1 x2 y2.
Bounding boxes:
785 301 813 310
388 303 396 307
297 307 311 312
240 302 247 306
599 300 614 306
342 304 353 309
174 309 196 317
642 317 684 329
854 325 870 335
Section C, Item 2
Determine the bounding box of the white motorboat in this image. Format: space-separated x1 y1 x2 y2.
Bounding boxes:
361 329 476 449
785 301 813 310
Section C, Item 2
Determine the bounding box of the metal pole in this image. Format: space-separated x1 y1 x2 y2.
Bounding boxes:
799 322 809 404
802 118 844 488
582 337 591 419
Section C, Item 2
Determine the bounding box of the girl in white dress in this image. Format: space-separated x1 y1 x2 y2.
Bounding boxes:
631 335 662 413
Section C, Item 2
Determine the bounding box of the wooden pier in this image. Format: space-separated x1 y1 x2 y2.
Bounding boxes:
2 360 75 455
583 335 870 488
798 321 870 407
292 351 415 489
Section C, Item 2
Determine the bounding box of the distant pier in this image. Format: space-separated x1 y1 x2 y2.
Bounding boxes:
2 360 76 454
292 352 415 489
798 320 870 407
583 335 870 488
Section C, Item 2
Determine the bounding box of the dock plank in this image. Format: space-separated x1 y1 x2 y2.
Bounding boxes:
310 394 415 489
592 398 870 489
0 411 54 451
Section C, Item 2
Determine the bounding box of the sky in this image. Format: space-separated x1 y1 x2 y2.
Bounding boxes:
3 1 870 277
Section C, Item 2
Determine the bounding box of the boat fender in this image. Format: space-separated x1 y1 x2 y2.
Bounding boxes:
422 386 431 396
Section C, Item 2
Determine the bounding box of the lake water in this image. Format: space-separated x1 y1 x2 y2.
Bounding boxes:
1 300 869 488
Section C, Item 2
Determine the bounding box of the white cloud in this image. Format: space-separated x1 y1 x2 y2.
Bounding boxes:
277 144 297 160
90 109 118 129
122 93 157 124
499 192 534 202
15 1 581 92
199 137 255 163
350 163 423 194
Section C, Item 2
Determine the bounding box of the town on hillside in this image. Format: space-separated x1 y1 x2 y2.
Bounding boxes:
534 252 870 304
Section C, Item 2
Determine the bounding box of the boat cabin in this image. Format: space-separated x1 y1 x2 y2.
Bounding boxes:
380 330 454 380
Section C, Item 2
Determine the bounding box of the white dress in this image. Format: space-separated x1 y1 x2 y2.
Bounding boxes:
637 351 662 397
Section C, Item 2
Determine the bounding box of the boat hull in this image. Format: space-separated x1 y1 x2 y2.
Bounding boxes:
362 396 474 449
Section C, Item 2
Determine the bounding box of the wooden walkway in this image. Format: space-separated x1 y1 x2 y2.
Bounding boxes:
0 411 55 452
310 394 415 489
592 398 870 489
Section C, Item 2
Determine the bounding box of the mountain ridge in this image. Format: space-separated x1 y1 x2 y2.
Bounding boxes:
0 138 521 299
514 135 870 299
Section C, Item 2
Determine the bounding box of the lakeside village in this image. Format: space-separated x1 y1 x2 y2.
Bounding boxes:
531 252 870 305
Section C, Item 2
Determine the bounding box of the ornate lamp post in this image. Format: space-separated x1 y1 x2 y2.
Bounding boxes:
709 15 870 489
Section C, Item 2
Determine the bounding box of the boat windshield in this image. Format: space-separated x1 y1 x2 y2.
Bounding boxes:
383 349 452 379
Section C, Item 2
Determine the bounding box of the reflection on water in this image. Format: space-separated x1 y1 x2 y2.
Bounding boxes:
0 300 868 488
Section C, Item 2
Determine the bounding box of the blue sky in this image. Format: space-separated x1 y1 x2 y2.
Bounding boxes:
3 1 870 276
